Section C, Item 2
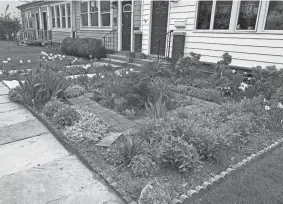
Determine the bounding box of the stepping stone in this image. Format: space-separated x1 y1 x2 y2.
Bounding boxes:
0 155 123 204
0 108 35 128
2 80 23 89
0 95 10 104
96 132 122 147
0 133 70 178
0 119 49 145
0 83 9 95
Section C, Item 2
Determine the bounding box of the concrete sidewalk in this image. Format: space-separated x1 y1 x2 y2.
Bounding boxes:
0 82 125 204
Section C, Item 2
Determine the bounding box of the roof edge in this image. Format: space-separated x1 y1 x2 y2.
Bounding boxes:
16 1 43 9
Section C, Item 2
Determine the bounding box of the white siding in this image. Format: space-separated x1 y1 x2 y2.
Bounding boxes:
141 0 283 69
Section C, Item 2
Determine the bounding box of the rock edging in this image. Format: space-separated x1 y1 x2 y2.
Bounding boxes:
22 104 137 204
171 137 283 204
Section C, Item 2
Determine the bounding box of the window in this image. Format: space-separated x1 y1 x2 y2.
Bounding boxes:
80 0 112 28
24 12 32 28
264 1 283 30
100 1 110 26
90 1 98 26
67 3 71 28
80 2 89 26
196 0 232 30
236 0 260 30
51 7 56 28
61 4 66 28
55 5 60 28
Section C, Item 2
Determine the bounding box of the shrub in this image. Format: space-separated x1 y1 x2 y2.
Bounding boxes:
63 107 110 142
106 136 145 166
140 61 174 78
8 87 24 103
174 52 201 78
0 10 21 40
130 154 159 177
43 99 66 118
187 87 222 104
271 87 283 103
156 136 200 173
53 105 80 126
64 85 85 98
61 37 106 60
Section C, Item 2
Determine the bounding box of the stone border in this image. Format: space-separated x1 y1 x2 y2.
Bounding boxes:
20 104 138 204
169 137 283 204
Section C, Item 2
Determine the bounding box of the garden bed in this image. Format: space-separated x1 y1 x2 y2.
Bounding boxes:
4 48 283 204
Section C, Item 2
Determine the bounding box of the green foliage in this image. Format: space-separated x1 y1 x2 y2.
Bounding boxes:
271 87 283 103
8 87 24 103
140 61 174 78
130 154 159 177
61 37 106 60
156 136 200 173
187 87 222 104
145 91 167 120
106 136 145 166
0 9 21 40
64 85 85 98
53 105 80 126
174 52 201 78
43 99 66 118
63 107 110 142
17 69 69 106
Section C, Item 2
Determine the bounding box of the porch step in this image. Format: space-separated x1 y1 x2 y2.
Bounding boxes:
106 54 127 61
134 58 156 65
100 58 127 67
112 51 131 56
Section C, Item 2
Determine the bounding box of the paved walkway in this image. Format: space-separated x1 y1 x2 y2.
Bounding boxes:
0 82 125 204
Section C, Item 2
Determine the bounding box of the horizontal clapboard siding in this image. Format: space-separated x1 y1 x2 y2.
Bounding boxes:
51 30 70 43
140 0 283 68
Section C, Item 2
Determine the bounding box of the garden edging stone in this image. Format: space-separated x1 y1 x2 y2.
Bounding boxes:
179 136 283 204
18 103 137 204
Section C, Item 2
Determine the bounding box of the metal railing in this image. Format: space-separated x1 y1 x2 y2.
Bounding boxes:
102 30 117 53
157 30 173 62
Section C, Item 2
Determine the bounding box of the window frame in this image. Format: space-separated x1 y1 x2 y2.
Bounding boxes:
24 11 32 28
60 4 66 28
262 0 283 33
49 2 71 30
79 0 112 30
89 1 99 27
193 0 263 33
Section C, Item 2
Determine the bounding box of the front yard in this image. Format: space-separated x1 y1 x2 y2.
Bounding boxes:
2 40 283 204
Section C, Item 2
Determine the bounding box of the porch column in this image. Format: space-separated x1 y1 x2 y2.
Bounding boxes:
171 32 186 66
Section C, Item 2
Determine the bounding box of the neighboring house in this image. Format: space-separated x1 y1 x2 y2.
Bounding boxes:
17 0 283 69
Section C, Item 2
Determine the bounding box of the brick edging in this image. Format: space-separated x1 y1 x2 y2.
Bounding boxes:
171 137 283 204
22 104 137 204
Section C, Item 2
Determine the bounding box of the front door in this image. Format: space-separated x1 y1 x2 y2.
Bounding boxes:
122 1 132 51
150 1 169 55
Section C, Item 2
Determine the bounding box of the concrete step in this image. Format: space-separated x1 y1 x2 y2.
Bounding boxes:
101 58 127 67
134 58 156 65
106 54 127 61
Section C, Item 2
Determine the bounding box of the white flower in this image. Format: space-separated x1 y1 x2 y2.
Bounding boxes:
42 56 46 59
228 87 230 90
101 75 104 79
60 58 62 60
89 55 93 59
19 60 23 64
244 72 247 75
50 53 53 56
2 61 8 64
75 58 78 61
265 105 271 110
62 55 66 58
278 103 283 109
27 60 31 63
248 77 252 80
7 58 11 61
129 68 134 72
232 69 236 73
263 98 268 103
126 71 129 75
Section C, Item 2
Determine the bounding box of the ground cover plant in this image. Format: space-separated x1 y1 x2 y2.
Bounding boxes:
5 41 283 204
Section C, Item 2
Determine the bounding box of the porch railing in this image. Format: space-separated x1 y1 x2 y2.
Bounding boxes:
17 28 52 45
102 30 117 53
157 30 173 62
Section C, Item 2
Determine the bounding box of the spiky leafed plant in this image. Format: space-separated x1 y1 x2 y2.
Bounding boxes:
145 91 167 120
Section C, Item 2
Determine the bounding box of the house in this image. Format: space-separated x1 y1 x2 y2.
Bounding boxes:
17 0 283 69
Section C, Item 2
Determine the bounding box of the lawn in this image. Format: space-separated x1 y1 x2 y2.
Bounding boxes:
189 145 283 204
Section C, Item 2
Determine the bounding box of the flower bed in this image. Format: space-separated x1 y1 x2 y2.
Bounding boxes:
4 50 283 204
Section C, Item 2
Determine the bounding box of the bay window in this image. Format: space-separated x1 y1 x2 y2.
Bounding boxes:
80 0 111 28
236 0 260 30
50 3 71 29
264 1 283 30
51 7 56 28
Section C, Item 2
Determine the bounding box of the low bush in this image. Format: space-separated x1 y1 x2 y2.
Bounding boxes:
61 37 106 60
64 85 85 98
53 105 80 126
43 99 66 118
63 107 110 142
0 10 21 40
8 87 24 103
174 52 201 78
187 87 222 104
130 154 159 177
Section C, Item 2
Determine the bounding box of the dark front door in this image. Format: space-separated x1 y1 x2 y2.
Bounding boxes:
122 1 132 51
35 13 40 31
150 1 169 55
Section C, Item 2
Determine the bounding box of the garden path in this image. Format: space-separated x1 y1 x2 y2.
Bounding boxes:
0 82 125 204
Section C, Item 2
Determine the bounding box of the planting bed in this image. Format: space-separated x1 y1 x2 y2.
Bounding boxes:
3 44 283 204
